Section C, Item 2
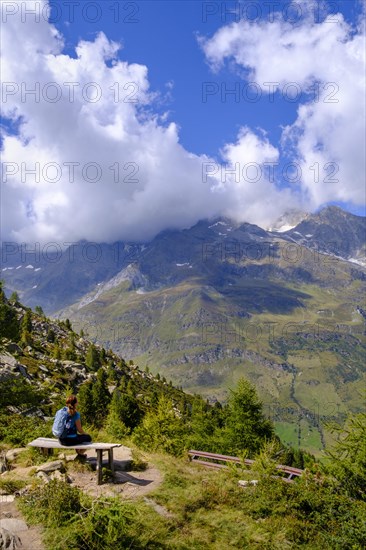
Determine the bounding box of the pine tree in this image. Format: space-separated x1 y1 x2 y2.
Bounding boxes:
35 305 44 316
222 378 274 456
91 369 111 427
105 390 130 439
78 381 95 425
85 343 100 371
0 287 20 340
9 291 20 304
133 396 186 455
20 310 33 346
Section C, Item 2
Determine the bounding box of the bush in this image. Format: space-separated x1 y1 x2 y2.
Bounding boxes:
0 414 51 446
19 482 149 550
18 480 84 528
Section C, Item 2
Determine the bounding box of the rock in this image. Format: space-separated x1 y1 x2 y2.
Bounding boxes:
0 519 28 532
0 458 8 474
38 365 49 373
36 471 50 483
61 361 85 370
5 449 26 463
16 364 29 378
0 354 17 368
65 455 77 462
50 470 66 482
36 460 64 473
4 343 22 354
238 479 258 487
0 527 22 550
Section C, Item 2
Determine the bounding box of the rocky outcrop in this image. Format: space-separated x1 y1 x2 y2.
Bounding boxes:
0 354 30 382
0 526 22 549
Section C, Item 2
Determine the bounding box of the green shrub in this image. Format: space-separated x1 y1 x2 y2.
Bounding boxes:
18 479 84 528
0 477 27 494
0 414 51 446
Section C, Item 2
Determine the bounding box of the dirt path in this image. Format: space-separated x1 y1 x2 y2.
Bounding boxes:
69 446 163 499
0 499 45 550
0 446 164 548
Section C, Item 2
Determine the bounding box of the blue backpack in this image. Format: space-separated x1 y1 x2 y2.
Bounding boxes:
52 407 72 438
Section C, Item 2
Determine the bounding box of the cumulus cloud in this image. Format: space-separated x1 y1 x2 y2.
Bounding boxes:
201 8 366 210
1 1 364 246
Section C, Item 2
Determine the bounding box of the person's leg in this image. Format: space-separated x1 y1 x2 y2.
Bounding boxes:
74 434 92 455
59 437 77 446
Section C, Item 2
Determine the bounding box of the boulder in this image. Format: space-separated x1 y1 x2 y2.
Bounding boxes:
5 449 26 463
0 354 17 368
0 458 8 474
35 471 50 483
4 343 22 355
0 527 22 550
0 518 28 532
36 460 64 473
50 470 70 483
61 361 85 370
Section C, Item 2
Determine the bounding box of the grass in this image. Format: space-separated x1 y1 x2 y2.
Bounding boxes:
0 476 28 494
12 436 366 550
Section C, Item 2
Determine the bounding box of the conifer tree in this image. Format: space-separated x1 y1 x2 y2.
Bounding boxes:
35 305 44 316
133 396 186 455
78 380 95 425
222 378 274 456
20 310 33 346
0 285 20 340
9 291 20 304
105 390 130 439
91 369 111 427
85 343 100 371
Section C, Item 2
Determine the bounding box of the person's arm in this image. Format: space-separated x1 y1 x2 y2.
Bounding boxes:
75 418 86 434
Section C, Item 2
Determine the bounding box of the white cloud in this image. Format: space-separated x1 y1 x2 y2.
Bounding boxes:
201 9 366 209
1 1 363 247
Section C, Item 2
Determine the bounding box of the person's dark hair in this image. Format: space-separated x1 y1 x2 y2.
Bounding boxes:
66 395 77 416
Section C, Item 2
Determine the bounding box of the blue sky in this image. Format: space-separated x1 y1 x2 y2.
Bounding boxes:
1 0 365 244
53 0 364 157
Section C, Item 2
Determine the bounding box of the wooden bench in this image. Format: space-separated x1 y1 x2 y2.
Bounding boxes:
28 437 121 485
188 450 303 482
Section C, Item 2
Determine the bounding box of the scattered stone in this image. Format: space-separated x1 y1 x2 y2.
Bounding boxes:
36 460 64 473
4 343 22 354
38 365 49 373
0 518 28 532
0 460 8 474
0 354 17 368
238 479 258 487
5 449 26 463
36 471 50 483
61 361 84 370
0 527 22 550
16 365 29 378
50 470 69 482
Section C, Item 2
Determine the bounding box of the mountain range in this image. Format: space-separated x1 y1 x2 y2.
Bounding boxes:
1 206 365 455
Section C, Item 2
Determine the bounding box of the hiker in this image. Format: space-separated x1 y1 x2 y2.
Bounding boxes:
53 395 92 455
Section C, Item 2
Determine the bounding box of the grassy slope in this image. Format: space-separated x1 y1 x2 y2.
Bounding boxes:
59 243 366 456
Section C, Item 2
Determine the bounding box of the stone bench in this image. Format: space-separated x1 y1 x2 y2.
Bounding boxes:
28 437 121 484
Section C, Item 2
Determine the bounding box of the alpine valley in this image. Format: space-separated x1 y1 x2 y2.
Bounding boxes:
2 206 365 455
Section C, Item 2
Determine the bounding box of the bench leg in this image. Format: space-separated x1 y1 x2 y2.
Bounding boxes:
108 449 114 476
96 450 103 485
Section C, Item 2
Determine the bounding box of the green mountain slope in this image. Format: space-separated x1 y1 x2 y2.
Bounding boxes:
57 219 366 456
